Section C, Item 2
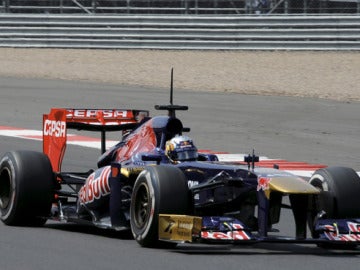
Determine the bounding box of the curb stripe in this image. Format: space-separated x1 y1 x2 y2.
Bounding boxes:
0 125 356 178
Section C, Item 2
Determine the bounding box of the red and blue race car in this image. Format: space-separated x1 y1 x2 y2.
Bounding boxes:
1 84 360 249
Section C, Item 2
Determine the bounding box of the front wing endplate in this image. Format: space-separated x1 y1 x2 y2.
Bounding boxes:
159 214 202 242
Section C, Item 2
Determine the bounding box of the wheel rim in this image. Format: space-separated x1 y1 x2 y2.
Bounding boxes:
133 183 151 229
0 167 12 209
310 179 324 191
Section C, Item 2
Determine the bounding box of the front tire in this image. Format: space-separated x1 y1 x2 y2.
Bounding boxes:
308 166 360 248
130 165 190 247
0 151 54 226
309 166 360 219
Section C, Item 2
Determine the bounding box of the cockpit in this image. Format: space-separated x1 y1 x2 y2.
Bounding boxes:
97 116 184 167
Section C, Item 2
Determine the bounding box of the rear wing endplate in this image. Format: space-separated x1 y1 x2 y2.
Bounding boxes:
43 108 149 172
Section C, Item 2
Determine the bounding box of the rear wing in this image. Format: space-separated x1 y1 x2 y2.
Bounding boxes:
43 108 149 172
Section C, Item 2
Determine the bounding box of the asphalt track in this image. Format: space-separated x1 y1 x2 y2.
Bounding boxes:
0 77 360 270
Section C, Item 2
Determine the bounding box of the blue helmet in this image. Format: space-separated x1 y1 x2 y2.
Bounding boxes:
165 135 198 163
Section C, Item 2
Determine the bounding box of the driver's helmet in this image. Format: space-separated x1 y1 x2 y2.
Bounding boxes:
165 135 198 163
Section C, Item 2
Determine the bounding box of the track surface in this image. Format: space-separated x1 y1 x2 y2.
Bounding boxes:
0 77 360 269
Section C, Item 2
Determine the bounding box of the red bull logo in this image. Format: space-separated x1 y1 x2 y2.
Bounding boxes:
79 166 111 204
257 177 271 191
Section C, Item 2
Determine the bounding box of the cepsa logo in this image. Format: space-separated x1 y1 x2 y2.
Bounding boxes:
43 120 66 137
66 109 131 119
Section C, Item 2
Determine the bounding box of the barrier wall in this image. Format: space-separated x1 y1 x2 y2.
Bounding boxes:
0 14 359 50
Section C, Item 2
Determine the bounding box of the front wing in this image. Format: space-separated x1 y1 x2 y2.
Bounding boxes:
158 215 360 246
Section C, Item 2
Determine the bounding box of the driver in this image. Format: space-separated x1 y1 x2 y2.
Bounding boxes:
165 135 198 163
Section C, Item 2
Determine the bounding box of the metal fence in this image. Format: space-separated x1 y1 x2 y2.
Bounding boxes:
0 14 359 50
0 0 360 15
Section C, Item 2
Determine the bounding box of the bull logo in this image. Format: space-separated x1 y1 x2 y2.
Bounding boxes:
257 177 271 191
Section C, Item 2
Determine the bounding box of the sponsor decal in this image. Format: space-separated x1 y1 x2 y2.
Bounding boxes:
188 180 200 200
347 222 360 233
43 109 67 172
79 166 111 204
201 221 251 241
43 120 66 137
66 109 132 119
164 220 193 234
187 180 199 188
257 177 271 191
201 230 251 241
322 223 360 242
158 215 202 242
164 221 176 233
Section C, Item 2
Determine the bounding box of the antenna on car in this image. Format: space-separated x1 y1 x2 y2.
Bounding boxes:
244 149 259 171
155 68 188 118
170 68 173 105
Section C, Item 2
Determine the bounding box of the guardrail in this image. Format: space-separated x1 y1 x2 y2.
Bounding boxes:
0 14 359 50
1 0 360 15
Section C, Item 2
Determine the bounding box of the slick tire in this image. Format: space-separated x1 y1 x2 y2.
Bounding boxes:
0 151 54 226
130 165 190 248
308 166 360 248
309 166 360 219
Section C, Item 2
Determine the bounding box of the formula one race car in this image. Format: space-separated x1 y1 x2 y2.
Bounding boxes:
1 79 360 249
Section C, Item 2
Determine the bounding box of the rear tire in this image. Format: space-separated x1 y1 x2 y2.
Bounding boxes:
0 151 54 226
130 165 190 248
